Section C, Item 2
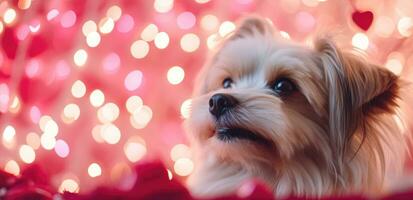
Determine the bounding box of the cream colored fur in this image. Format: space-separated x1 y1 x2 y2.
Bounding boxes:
185 17 409 198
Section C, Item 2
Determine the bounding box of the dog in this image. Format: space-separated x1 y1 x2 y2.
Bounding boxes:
184 16 409 198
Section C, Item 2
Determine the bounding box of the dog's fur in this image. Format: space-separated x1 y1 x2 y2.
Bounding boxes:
185 17 408 198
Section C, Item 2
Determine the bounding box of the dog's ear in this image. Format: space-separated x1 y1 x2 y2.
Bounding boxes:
229 16 274 40
315 38 400 161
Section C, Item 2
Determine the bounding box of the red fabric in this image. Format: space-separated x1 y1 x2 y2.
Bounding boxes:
0 161 412 200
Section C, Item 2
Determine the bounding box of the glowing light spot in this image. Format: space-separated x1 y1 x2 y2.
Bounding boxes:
60 10 77 28
102 53 120 73
26 132 40 150
2 125 16 149
167 169 173 180
9 96 21 114
90 90 105 107
124 136 147 162
16 25 29 40
397 17 413 37
73 49 88 67
126 96 143 114
30 106 41 124
29 21 40 33
47 9 59 21
110 162 132 182
0 22 3 34
374 16 394 38
154 0 174 13
88 163 102 178
180 33 200 52
106 5 122 21
92 125 104 143
18 0 32 9
295 11 315 32
130 40 150 59
4 160 20 176
167 66 185 85
219 21 236 37
180 99 192 119
86 31 101 47
99 17 115 34
302 0 319 7
0 83 10 113
100 123 121 144
174 158 194 176
43 118 59 137
19 145 36 164
170 144 191 161
40 134 56 150
201 14 219 31
124 70 143 91
117 14 134 33
130 105 153 129
195 0 211 3
39 115 52 132
351 33 369 50
71 80 86 98
97 103 120 123
62 103 80 123
177 12 196 30
154 32 170 49
55 60 71 80
59 179 79 193
82 20 97 37
280 31 291 39
54 139 70 158
141 24 159 42
385 52 404 75
207 33 220 50
25 59 41 78
4 8 17 24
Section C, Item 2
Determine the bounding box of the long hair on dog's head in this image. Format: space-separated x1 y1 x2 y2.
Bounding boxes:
185 16 408 198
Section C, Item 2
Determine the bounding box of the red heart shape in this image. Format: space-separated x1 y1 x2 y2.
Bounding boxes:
352 10 374 31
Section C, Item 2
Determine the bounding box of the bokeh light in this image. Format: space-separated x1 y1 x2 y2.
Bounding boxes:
180 33 201 52
106 5 122 21
126 96 143 114
124 70 143 91
170 144 191 161
2 125 16 149
90 90 105 107
88 163 102 178
59 179 79 193
201 15 219 31
141 24 159 42
130 105 153 129
154 0 174 13
99 17 115 34
100 123 121 144
19 145 36 164
124 136 147 162
352 32 369 50
4 8 17 24
86 32 101 47
55 139 70 158
71 80 86 98
130 40 150 59
173 158 194 176
97 103 120 123
73 49 88 67
219 21 236 37
4 160 20 176
26 132 41 150
154 32 170 49
180 99 192 119
82 20 97 36
167 66 185 85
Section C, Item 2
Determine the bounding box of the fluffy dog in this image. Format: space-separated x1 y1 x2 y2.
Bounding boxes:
185 17 408 198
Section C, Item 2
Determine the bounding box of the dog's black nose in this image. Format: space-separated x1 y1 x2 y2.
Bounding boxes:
209 93 238 118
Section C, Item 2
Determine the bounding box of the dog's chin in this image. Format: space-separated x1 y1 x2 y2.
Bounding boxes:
214 126 271 145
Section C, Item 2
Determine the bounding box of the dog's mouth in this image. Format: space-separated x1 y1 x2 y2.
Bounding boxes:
215 127 270 144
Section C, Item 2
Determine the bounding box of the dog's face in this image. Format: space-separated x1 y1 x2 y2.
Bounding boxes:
186 17 399 178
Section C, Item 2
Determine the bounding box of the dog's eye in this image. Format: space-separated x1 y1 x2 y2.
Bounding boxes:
222 78 233 89
272 78 296 96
